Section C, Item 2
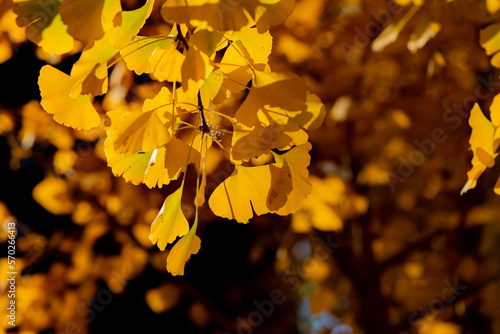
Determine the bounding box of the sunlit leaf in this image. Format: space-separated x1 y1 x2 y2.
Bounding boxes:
149 185 190 251
246 0 295 33
59 0 120 42
38 65 100 131
161 0 249 32
13 0 74 54
143 137 201 188
209 143 312 223
181 44 214 95
166 224 201 276
105 107 171 155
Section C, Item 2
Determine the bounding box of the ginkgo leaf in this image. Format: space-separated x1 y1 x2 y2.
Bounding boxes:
181 45 214 95
230 72 310 161
149 185 190 251
38 65 100 130
461 103 495 194
59 0 119 42
235 70 306 127
69 37 116 97
106 86 174 155
119 24 187 83
105 107 171 155
66 0 155 97
209 143 312 223
292 93 326 130
161 0 249 32
13 0 74 54
218 25 272 92
104 138 152 185
245 0 296 33
270 142 312 214
104 136 200 187
166 224 201 276
144 137 201 188
189 28 225 57
230 119 308 162
120 36 174 75
199 69 229 107
107 0 155 49
149 44 186 82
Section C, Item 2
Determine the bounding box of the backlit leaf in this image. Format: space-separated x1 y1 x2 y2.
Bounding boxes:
166 224 201 276
209 143 312 223
38 65 100 131
149 185 190 251
59 0 119 42
13 0 74 54
161 0 249 32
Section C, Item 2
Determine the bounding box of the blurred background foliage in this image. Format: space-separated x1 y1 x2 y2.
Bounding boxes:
1 0 500 333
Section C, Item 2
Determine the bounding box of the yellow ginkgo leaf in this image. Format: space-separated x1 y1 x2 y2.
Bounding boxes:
105 108 171 155
67 0 155 97
245 0 296 33
218 25 272 92
32 176 75 215
149 45 186 82
161 0 249 32
235 71 306 127
199 69 229 107
230 118 308 162
149 185 190 251
461 103 495 194
271 142 312 214
69 37 115 97
166 224 201 276
181 45 214 95
13 0 74 54
38 65 100 131
230 90 318 162
209 143 312 223
105 135 200 188
189 28 225 57
292 93 326 130
120 36 173 75
144 137 201 188
59 0 120 42
106 87 173 155
104 138 152 185
120 27 186 83
106 0 155 49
